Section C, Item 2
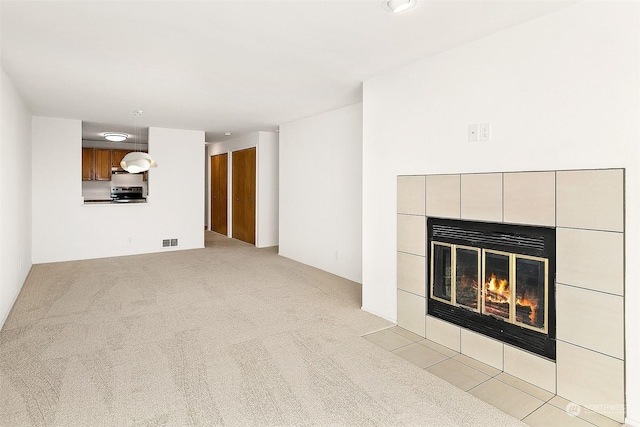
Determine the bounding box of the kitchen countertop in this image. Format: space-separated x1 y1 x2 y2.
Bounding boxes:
83 199 147 205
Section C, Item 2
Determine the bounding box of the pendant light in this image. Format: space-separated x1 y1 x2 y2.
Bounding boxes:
385 0 416 13
121 110 157 173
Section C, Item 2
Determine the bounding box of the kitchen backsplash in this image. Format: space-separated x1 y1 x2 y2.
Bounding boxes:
82 174 147 200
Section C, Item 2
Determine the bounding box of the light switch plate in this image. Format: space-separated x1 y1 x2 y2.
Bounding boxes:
480 122 491 141
468 124 479 142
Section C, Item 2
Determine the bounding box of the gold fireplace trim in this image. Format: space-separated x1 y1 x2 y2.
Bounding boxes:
430 241 549 334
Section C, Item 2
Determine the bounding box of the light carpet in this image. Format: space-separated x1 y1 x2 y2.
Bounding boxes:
0 232 524 426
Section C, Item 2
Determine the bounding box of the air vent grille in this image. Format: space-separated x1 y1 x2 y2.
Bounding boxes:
432 224 545 252
162 238 179 247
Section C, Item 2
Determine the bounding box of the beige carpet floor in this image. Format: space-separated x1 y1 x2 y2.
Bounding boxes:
0 232 524 426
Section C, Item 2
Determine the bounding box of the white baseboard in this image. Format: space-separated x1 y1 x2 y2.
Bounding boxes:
361 305 396 323
0 267 31 330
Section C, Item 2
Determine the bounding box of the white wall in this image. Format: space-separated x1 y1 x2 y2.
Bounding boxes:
32 119 205 263
208 131 279 248
279 103 363 283
257 132 279 248
361 2 639 423
0 69 32 329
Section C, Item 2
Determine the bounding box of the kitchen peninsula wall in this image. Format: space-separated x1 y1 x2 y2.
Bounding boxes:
33 118 205 262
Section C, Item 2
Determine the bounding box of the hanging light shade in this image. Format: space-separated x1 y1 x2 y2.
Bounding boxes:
120 110 157 173
121 151 157 173
386 0 416 13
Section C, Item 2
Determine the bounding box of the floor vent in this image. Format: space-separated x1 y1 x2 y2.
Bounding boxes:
162 239 171 247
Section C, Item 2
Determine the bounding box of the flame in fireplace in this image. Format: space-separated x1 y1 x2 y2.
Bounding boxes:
485 273 510 302
516 295 538 325
485 273 539 325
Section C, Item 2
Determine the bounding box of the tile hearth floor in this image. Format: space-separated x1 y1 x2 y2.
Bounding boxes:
363 327 623 427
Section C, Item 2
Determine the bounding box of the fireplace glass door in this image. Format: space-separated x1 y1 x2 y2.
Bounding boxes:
455 247 480 311
427 218 555 359
514 256 547 330
430 242 548 333
431 243 452 303
483 250 511 320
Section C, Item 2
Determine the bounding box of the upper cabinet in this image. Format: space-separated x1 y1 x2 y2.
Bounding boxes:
82 147 149 181
82 148 113 181
82 148 94 180
94 149 111 181
111 149 129 169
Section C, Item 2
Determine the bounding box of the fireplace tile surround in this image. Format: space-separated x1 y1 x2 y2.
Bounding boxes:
396 169 625 423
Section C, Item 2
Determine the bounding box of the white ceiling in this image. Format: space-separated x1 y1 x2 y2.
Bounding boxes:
1 0 575 143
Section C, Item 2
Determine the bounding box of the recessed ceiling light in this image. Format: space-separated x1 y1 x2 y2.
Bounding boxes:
225 132 232 136
103 132 128 142
385 0 416 13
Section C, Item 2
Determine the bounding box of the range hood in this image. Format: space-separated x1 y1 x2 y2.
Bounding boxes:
111 167 129 174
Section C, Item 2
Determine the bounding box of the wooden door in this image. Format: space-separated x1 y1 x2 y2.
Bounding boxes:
210 153 228 235
94 148 112 181
232 148 256 245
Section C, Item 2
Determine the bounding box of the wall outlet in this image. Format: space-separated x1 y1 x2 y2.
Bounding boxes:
480 122 491 141
468 124 479 142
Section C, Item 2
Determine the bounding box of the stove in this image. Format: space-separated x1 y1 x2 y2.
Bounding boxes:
110 186 145 203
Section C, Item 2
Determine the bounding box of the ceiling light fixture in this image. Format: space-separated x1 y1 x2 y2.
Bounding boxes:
103 132 128 142
385 0 416 13
120 110 157 173
225 132 232 136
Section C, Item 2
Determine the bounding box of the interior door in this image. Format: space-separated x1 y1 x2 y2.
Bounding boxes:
210 153 228 235
232 147 256 245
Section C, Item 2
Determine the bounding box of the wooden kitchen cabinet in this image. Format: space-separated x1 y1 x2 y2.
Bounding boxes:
82 148 112 180
94 148 112 180
111 149 129 168
82 148 149 181
82 148 94 180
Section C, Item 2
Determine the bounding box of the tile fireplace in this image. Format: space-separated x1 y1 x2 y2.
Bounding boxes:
396 169 625 423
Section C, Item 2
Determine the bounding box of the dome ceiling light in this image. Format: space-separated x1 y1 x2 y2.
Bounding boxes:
103 132 129 142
